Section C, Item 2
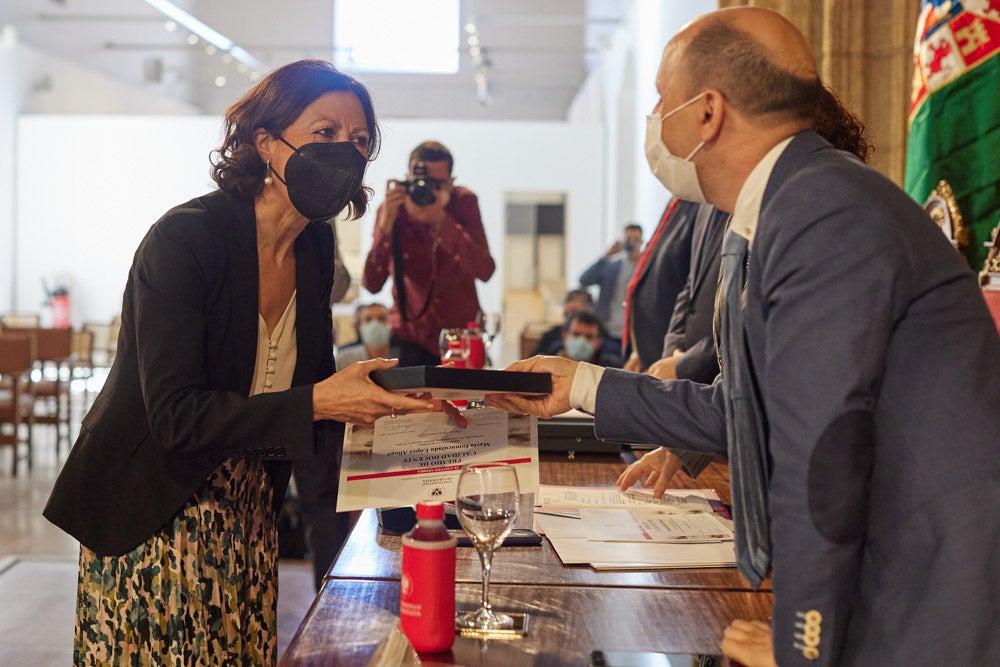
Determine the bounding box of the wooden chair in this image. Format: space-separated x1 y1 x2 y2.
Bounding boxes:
107 315 122 366
0 334 35 475
983 290 1000 334
25 328 74 453
0 313 40 329
520 321 556 359
923 179 969 253
84 315 121 369
71 328 97 411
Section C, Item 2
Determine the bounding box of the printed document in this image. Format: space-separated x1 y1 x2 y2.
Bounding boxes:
533 485 735 569
337 407 538 511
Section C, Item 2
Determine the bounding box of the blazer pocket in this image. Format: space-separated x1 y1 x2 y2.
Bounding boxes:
82 385 151 456
80 393 110 434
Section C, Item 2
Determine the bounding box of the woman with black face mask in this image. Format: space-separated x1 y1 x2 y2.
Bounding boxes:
43 59 461 666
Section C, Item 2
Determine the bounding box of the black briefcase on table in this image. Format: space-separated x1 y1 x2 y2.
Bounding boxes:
537 412 614 454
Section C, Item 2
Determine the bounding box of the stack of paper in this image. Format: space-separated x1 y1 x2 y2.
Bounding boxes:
533 486 736 570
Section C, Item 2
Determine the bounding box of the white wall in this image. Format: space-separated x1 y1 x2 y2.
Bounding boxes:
14 116 602 327
0 40 198 314
566 1 716 243
4 3 714 328
15 116 222 323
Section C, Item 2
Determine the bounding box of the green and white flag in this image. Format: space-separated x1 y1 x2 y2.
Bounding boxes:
905 0 1000 270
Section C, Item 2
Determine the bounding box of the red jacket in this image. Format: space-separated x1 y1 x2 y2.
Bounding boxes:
363 188 495 356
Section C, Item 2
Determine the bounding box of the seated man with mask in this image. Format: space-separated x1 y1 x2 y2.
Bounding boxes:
532 288 595 356
335 303 397 370
552 310 622 368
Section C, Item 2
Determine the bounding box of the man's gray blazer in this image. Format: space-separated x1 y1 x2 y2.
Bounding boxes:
592 131 1000 665
664 203 729 383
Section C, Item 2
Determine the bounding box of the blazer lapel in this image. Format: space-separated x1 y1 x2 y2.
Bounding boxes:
689 208 728 299
226 197 260 395
292 224 323 386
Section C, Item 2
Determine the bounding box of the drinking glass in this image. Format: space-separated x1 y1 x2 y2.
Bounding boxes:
439 327 470 366
454 462 521 630
481 312 502 347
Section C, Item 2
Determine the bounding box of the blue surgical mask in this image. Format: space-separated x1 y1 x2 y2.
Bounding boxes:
564 336 596 361
360 319 390 348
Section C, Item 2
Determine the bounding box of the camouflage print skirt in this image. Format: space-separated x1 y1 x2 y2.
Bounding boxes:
74 457 278 666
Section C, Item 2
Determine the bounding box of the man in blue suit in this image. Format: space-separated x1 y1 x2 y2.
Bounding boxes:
579 223 644 349
488 7 1000 666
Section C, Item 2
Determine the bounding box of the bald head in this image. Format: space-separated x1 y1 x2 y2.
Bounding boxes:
669 7 820 124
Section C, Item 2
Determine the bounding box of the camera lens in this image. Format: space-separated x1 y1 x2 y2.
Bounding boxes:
407 178 436 207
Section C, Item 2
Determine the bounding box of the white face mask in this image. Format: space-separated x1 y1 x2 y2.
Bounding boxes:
644 92 707 203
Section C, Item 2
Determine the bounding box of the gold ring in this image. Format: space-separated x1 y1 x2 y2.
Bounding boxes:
390 407 397 419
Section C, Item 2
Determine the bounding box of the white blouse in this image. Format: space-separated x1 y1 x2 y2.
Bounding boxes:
250 291 298 396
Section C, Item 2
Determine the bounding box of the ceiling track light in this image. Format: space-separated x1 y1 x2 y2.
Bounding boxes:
464 17 492 107
141 0 266 77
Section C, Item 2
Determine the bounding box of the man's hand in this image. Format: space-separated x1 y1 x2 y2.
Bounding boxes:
721 620 778 667
404 180 452 228
623 351 643 372
605 241 624 259
484 355 578 418
616 446 683 498
646 348 683 380
377 181 408 234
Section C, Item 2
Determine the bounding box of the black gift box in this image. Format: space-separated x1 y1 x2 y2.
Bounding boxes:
370 366 551 400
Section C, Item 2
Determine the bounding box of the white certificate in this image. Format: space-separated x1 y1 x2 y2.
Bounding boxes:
336 407 539 511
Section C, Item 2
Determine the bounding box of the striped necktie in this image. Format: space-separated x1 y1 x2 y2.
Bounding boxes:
718 227 771 588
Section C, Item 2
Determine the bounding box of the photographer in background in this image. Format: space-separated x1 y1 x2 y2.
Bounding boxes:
363 140 495 366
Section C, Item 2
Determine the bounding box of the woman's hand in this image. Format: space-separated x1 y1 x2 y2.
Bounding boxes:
313 358 465 427
615 446 684 498
720 619 778 667
484 355 578 419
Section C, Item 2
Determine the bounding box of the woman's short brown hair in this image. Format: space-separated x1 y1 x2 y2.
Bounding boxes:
210 59 380 219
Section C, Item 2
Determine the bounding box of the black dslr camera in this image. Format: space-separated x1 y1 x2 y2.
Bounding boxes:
389 161 441 207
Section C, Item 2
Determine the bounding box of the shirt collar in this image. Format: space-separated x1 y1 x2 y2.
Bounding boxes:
731 136 794 247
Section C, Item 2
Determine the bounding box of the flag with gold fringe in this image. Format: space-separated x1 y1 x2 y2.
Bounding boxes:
905 0 1000 270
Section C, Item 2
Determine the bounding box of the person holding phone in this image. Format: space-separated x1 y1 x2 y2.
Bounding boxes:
579 222 644 354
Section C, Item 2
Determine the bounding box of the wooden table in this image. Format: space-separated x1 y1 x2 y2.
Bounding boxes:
331 453 770 592
280 452 773 666
282 579 772 666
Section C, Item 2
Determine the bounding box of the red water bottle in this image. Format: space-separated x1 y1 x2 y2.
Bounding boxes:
465 322 485 369
400 501 457 653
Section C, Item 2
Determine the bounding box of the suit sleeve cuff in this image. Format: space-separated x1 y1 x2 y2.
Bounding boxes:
569 362 605 414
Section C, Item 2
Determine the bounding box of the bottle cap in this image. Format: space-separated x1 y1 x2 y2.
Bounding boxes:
415 501 445 520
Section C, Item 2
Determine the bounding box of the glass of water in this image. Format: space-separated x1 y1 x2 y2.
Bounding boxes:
454 462 520 630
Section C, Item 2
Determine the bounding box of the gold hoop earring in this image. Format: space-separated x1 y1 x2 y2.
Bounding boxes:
263 161 273 186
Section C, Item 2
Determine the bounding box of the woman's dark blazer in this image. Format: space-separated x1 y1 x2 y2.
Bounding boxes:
44 190 343 557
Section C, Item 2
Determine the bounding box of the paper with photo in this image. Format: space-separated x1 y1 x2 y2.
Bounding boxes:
337 407 538 511
580 507 734 543
534 485 717 510
534 514 734 568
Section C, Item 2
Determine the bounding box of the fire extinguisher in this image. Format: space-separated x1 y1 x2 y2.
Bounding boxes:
50 288 71 329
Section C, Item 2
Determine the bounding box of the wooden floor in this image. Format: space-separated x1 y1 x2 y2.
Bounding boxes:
0 381 319 663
